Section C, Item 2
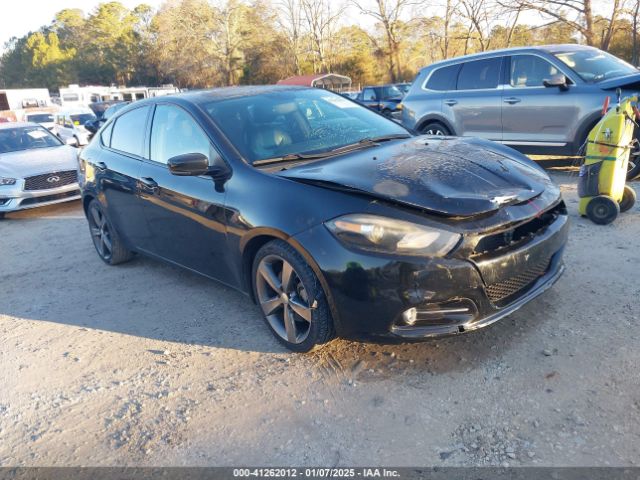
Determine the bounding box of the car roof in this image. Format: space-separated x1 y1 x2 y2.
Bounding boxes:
135 85 313 106
420 43 597 71
0 121 41 130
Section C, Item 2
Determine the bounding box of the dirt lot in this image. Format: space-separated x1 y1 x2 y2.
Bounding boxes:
0 172 639 467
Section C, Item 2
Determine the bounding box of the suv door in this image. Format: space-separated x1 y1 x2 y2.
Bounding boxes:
442 57 503 140
139 103 231 281
97 105 154 250
501 54 579 150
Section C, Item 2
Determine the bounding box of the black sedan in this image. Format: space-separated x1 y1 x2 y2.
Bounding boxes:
79 86 568 352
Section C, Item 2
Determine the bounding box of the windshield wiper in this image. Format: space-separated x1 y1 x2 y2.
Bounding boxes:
253 152 330 167
252 134 411 167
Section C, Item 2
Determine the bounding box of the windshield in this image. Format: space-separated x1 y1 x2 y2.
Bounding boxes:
202 89 409 164
70 113 96 125
26 114 54 123
0 126 62 153
382 85 402 98
554 50 638 83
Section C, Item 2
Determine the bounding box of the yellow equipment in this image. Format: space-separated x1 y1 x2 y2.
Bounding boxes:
578 91 637 224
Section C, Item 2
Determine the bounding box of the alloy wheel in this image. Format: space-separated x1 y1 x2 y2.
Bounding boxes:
255 254 313 344
424 128 445 136
88 203 113 261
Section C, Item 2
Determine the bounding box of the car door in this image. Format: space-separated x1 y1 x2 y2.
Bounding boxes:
97 105 154 250
138 103 231 281
56 115 70 142
501 54 580 149
360 87 381 111
441 56 503 140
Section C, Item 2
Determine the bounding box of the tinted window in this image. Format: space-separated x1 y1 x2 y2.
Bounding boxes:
101 121 114 147
203 89 408 164
62 93 79 102
510 55 560 87
110 106 150 157
150 105 216 165
381 85 402 99
426 64 461 91
26 113 54 123
457 58 501 90
554 49 637 83
362 88 377 101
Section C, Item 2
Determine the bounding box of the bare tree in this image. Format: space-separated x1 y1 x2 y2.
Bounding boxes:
458 0 499 51
276 0 304 75
352 0 417 82
210 0 249 85
501 0 624 49
300 0 344 73
632 0 640 64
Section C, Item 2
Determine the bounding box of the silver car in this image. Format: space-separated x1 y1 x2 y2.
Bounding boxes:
401 44 640 179
0 122 81 218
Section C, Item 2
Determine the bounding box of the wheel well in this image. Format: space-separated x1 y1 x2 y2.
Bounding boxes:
242 234 279 303
82 195 94 214
416 118 453 135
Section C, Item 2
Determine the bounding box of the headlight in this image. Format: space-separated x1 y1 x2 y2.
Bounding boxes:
0 177 16 186
325 214 461 257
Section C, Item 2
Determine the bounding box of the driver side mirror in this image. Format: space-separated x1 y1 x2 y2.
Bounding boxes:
543 74 569 91
65 137 78 147
168 152 230 181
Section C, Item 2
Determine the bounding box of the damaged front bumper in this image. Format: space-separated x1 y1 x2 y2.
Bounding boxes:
293 204 569 341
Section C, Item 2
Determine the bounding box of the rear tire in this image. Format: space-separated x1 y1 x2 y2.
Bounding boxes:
420 122 450 136
586 195 620 225
628 147 640 180
620 185 637 213
86 199 133 265
252 240 334 352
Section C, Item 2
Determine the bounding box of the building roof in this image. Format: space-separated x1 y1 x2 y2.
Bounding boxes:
277 74 351 87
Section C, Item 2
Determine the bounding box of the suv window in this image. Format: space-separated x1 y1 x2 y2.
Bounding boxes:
457 58 501 90
426 64 461 91
110 106 150 157
510 55 560 87
101 121 114 147
150 104 218 165
362 88 377 101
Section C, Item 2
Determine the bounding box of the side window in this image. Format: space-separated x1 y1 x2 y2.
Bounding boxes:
362 88 377 101
426 64 461 91
110 106 150 157
510 55 560 87
100 121 114 147
149 105 219 166
457 58 501 90
64 116 73 128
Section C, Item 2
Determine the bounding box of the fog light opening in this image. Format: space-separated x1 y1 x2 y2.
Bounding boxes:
402 307 418 326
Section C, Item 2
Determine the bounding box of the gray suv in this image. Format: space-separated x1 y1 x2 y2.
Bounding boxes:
401 44 640 178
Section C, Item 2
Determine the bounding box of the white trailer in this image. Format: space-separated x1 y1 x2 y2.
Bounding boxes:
59 85 123 107
0 88 52 111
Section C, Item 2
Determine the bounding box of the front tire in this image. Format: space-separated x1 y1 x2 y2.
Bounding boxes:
620 185 636 213
420 122 450 136
586 195 620 225
86 199 133 265
252 240 334 352
628 148 640 180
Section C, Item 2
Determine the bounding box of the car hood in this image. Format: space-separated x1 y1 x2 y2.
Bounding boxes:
277 136 557 217
598 72 640 90
0 146 78 178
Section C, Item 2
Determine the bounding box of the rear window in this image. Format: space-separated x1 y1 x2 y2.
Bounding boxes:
110 106 150 157
426 64 461 91
457 58 501 90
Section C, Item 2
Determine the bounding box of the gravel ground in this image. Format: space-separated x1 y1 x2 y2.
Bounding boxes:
0 173 639 467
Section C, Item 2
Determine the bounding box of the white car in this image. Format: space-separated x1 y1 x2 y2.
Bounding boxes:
0 122 80 218
24 111 56 131
53 108 97 146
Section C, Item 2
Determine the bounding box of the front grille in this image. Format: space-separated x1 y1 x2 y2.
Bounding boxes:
24 170 77 191
474 202 566 256
19 189 79 206
485 258 551 305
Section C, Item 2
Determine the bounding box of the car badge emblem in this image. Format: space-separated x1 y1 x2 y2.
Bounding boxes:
47 175 60 183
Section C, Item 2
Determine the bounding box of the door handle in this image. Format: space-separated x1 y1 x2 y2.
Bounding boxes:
444 99 458 106
140 176 159 193
503 97 521 104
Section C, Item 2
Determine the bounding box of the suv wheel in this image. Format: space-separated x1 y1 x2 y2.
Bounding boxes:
420 122 450 136
628 146 640 180
252 240 334 352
